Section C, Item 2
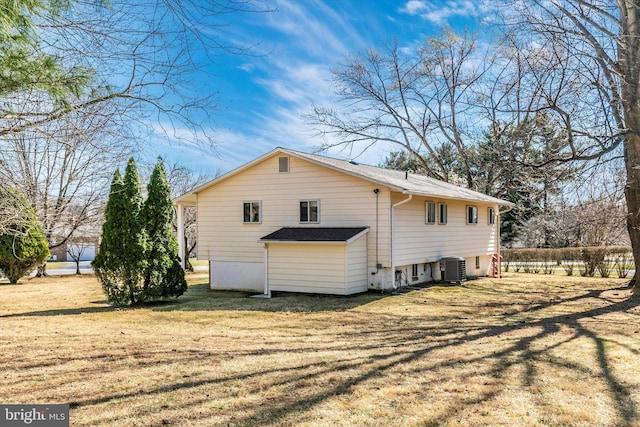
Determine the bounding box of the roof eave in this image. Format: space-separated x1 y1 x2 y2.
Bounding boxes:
399 189 514 206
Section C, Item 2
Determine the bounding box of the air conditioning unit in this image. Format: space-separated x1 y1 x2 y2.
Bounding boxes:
440 257 466 283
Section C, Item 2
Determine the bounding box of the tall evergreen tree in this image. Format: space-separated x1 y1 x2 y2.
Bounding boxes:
94 169 126 303
93 159 149 305
95 158 187 305
121 158 148 301
142 159 186 300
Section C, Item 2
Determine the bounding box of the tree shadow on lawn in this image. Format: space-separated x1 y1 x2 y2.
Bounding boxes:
0 304 117 318
204 284 639 426
150 283 390 313
0 283 390 318
56 281 640 426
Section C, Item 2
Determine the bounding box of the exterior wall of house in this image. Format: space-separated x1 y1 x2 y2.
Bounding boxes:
210 260 264 292
197 154 391 290
346 234 368 294
391 193 499 280
265 234 368 295
267 243 347 294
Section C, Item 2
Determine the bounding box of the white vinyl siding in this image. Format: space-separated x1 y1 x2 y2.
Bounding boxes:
267 234 367 295
268 243 347 294
393 195 498 272
346 234 368 294
196 154 391 267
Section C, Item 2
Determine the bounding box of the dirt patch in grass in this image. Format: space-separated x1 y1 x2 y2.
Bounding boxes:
1 272 639 426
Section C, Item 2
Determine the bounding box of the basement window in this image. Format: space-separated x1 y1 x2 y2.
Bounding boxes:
300 200 319 223
243 201 261 223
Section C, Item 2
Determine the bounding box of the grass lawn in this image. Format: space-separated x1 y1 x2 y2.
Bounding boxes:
1 273 639 426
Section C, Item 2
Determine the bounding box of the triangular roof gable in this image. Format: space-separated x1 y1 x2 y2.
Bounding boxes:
174 148 287 205
175 147 513 206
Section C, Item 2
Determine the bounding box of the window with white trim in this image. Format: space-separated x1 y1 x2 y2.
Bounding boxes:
299 200 319 223
467 205 478 224
243 201 261 223
488 207 496 225
426 201 436 224
439 203 447 224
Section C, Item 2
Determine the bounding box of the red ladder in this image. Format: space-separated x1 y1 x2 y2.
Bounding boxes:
490 253 502 278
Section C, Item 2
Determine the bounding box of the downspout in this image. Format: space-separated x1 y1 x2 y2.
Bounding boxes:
373 188 379 271
263 243 271 297
390 193 413 289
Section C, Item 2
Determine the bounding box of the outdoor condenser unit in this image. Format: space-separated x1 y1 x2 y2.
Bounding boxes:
440 257 467 283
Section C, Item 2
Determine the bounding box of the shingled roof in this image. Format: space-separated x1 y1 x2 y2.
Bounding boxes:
175 147 514 206
260 227 369 243
284 148 512 206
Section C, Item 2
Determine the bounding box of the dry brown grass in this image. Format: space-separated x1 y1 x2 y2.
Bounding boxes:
1 272 639 426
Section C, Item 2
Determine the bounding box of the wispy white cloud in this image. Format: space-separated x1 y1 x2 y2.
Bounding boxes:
153 1 493 172
399 0 491 26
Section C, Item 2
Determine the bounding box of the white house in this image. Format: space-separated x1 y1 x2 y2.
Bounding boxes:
175 147 513 295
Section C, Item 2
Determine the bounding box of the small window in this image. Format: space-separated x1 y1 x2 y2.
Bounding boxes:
300 200 319 223
467 206 478 224
243 201 261 223
426 201 436 224
475 256 480 269
278 156 289 173
488 207 496 225
439 203 447 224
412 264 419 277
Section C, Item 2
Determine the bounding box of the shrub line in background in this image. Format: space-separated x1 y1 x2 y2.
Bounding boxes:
502 246 634 278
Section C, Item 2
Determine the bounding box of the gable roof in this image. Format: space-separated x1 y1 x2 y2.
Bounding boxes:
175 147 514 206
260 227 369 243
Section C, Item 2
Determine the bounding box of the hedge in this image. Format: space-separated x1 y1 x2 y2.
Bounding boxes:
502 246 634 278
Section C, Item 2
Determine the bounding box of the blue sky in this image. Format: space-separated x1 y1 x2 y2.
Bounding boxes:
149 0 490 174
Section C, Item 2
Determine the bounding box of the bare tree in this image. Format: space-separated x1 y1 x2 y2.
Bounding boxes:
309 31 491 186
501 1 640 296
0 0 269 270
0 0 270 141
67 242 92 275
310 29 582 247
0 98 130 275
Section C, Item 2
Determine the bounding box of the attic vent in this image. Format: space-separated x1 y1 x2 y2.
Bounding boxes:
278 156 289 173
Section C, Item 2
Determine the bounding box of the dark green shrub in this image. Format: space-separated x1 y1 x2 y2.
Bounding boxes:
0 189 50 284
